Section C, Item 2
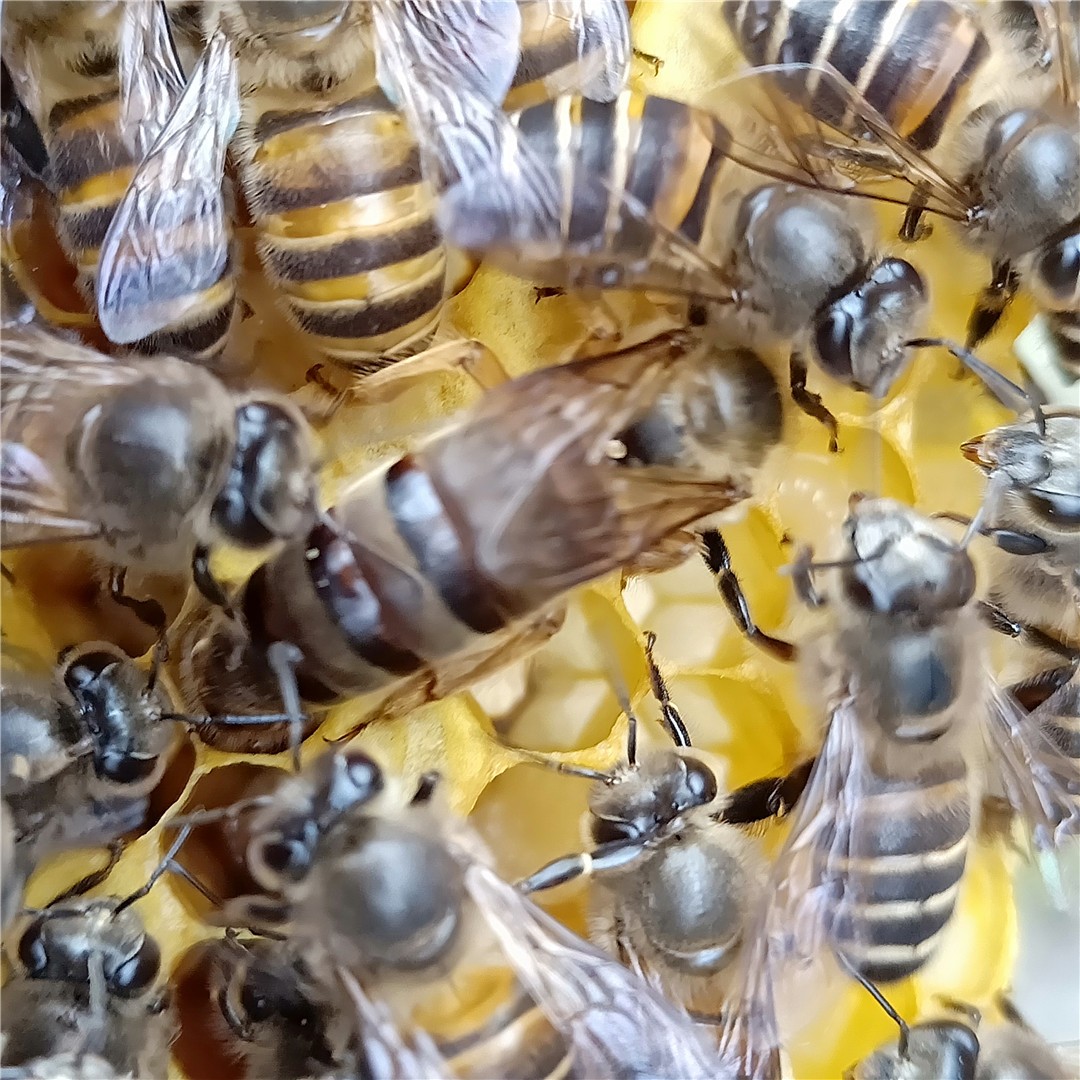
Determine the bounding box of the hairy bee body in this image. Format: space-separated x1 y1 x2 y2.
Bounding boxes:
722 0 992 152
4 2 238 360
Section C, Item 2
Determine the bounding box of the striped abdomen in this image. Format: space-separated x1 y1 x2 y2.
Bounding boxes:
243 89 450 371
236 454 525 705
46 91 236 360
503 92 735 295
824 757 971 983
723 0 989 151
435 978 574 1080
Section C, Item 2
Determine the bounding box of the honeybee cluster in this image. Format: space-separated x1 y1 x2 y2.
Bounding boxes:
1 2 1078 1078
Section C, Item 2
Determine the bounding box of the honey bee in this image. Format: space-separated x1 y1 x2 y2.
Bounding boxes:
376 4 928 449
0 323 318 619
167 330 754 750
1 642 178 873
711 497 1079 1077
184 753 726 1078
721 0 1080 351
0 846 179 1077
847 991 1074 1080
519 632 812 1031
1 1 239 361
207 931 450 1079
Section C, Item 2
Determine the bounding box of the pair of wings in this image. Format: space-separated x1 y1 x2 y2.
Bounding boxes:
717 674 1080 1079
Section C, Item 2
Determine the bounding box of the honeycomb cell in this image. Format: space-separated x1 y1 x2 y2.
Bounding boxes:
171 939 241 1080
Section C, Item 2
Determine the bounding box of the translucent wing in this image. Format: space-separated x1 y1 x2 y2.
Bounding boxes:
96 29 237 345
462 860 729 1080
717 696 872 1079
984 675 1080 854
419 332 748 595
375 0 523 110
374 0 742 303
336 966 452 1080
0 325 160 546
508 0 631 107
118 0 187 160
738 61 976 223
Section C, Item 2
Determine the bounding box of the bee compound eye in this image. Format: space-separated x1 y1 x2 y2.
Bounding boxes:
108 936 161 997
18 917 49 976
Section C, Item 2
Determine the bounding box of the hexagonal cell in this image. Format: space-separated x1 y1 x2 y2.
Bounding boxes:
171 938 243 1080
163 763 289 916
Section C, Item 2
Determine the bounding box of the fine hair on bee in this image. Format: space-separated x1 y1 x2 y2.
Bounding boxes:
0 323 320 629
1 1 240 361
710 495 1078 1078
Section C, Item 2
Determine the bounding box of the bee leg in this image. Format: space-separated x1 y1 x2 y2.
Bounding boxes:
357 338 510 396
788 353 839 452
932 511 1051 557
899 184 932 243
1 562 15 585
632 48 664 77
977 600 1080 662
717 758 816 826
191 546 238 623
517 838 645 895
965 259 1019 349
108 565 167 635
700 529 798 663
642 629 692 746
48 839 126 904
533 286 565 303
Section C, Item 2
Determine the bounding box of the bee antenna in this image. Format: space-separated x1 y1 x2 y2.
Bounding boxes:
113 823 193 915
840 956 911 1059
644 631 692 748
266 640 306 772
905 338 1046 435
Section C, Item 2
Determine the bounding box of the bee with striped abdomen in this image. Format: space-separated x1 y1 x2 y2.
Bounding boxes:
712 496 1079 1078
2 0 240 362
721 0 1079 353
167 330 755 750
376 4 928 449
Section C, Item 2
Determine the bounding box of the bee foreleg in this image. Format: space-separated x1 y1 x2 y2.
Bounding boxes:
788 352 840 453
48 838 126 905
108 565 167 635
965 259 1019 349
517 838 646 895
699 530 798 663
899 184 933 243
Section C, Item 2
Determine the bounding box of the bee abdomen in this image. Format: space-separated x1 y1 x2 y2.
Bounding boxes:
824 764 971 983
436 979 574 1080
243 455 514 704
246 94 449 362
46 91 134 275
512 92 732 271
1040 680 1080 765
723 0 988 151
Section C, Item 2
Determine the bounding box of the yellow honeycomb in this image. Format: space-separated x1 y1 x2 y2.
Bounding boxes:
1 5 1038 1078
